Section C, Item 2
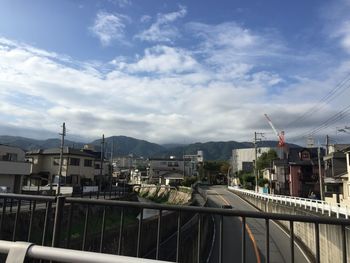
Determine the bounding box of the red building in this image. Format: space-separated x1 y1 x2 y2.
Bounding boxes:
288 148 324 198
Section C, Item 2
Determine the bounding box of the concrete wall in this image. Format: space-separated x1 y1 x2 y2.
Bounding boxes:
235 191 350 263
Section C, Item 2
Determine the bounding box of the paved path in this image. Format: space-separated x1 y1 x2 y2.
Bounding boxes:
203 185 310 263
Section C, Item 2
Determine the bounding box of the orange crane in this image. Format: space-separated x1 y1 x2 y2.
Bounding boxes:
264 114 285 147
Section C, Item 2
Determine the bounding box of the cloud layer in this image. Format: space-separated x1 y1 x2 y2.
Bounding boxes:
1 3 350 145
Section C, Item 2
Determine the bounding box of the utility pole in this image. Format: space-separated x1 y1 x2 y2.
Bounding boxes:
98 134 105 198
318 146 324 200
57 122 66 196
326 135 329 155
254 132 264 193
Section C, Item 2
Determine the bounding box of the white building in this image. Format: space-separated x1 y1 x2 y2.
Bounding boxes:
0 145 30 193
232 147 281 174
26 147 109 187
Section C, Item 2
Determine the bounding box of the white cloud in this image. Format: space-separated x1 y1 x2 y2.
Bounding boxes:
321 0 350 54
1 21 349 145
126 45 199 74
90 11 130 46
135 5 187 42
335 21 350 53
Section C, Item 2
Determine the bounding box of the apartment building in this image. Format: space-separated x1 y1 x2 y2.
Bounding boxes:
0 145 30 193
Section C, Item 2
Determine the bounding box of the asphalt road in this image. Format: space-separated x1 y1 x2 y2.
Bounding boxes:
203 185 310 263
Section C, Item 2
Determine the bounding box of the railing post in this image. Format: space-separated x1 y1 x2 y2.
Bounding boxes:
52 196 65 247
346 206 348 219
337 205 340 219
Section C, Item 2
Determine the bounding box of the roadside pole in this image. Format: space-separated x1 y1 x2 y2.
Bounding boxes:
318 146 324 200
57 122 66 196
98 134 105 198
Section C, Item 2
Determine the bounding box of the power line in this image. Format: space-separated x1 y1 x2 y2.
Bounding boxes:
285 73 350 129
289 103 350 141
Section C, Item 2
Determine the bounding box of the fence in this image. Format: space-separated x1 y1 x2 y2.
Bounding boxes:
0 240 170 263
230 187 350 218
0 193 349 263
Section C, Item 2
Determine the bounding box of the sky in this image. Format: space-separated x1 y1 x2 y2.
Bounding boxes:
1 0 350 145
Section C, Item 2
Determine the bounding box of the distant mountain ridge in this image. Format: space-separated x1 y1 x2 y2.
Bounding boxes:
0 135 300 160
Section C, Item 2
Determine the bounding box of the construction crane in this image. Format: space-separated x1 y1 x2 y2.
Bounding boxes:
264 114 285 147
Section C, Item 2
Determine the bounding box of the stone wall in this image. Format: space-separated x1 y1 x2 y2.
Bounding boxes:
136 185 192 204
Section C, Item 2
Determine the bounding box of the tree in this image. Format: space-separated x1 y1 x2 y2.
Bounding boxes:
219 161 231 175
256 149 278 171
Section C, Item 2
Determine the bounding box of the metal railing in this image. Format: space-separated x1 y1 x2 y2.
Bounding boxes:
0 193 349 262
230 187 350 218
0 240 171 263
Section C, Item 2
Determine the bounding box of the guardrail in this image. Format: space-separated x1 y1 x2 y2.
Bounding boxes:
0 240 170 263
229 187 350 219
0 193 349 263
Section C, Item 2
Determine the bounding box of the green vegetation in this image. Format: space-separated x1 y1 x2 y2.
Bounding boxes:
63 207 138 242
181 176 197 187
256 149 278 171
237 149 278 189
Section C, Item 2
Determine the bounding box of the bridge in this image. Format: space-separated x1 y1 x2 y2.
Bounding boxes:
0 186 349 263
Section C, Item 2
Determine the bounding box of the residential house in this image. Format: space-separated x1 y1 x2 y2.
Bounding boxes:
148 157 185 185
323 144 348 203
288 147 324 198
272 159 290 195
25 146 109 187
0 145 30 193
341 147 350 205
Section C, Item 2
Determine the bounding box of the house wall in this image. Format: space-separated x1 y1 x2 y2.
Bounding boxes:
289 166 300 196
332 158 347 177
0 145 30 193
28 153 106 185
67 156 95 180
343 153 350 203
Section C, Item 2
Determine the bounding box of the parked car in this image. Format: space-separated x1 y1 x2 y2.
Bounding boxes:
221 204 233 209
0 186 10 193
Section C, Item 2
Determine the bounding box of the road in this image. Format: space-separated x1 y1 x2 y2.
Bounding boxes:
203 185 310 263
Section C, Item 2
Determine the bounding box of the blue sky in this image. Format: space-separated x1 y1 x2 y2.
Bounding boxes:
1 0 350 145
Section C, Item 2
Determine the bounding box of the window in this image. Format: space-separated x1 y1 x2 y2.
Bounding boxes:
168 162 179 167
70 158 80 166
84 159 93 167
2 153 17 161
300 151 310 160
53 158 59 166
95 163 100 169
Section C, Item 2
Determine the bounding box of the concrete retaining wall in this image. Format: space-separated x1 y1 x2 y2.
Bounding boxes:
234 191 350 263
137 186 192 205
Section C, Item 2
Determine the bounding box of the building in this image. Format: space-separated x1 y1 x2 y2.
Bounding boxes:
288 147 324 198
0 145 30 193
323 144 348 203
183 150 204 177
262 159 289 195
148 157 185 185
25 146 109 187
232 147 282 174
341 147 350 205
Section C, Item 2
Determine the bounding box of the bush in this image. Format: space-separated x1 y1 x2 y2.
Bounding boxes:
182 176 197 187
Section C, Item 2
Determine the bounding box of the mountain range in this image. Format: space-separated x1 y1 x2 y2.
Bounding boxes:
0 135 299 160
